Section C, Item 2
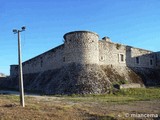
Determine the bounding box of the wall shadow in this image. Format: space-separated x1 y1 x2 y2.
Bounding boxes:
125 46 160 86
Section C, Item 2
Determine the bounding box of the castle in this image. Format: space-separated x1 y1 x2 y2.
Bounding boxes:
10 31 160 77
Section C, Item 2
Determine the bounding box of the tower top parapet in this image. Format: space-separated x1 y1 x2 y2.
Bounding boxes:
63 30 99 40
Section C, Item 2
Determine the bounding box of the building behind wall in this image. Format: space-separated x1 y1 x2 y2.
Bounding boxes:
10 31 160 77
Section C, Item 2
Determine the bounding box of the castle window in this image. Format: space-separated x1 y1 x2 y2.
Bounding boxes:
63 57 65 62
120 54 124 62
136 57 139 64
150 59 153 66
119 53 125 63
100 56 104 61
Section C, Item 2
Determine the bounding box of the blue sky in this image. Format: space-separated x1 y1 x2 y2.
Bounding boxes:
0 0 160 75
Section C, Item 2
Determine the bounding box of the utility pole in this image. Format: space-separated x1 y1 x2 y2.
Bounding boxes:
13 26 26 107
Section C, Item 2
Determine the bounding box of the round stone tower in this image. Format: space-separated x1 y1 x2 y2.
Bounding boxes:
63 31 99 64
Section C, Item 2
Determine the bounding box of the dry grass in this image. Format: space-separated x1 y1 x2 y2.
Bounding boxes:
0 88 160 120
0 95 115 120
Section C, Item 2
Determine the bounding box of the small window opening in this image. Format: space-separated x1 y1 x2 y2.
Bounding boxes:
150 59 153 65
63 57 65 62
101 56 103 60
120 54 124 62
136 57 139 64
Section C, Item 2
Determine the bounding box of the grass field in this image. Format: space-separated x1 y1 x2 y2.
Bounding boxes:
0 88 160 120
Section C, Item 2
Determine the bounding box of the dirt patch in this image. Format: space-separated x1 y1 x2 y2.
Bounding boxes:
0 94 159 120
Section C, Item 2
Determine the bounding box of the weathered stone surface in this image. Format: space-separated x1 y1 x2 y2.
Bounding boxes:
7 30 160 94
10 31 160 77
120 83 142 89
1 64 160 94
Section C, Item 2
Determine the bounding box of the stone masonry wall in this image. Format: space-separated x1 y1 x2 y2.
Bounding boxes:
10 31 159 77
22 45 64 74
99 40 126 66
99 40 156 68
10 65 18 77
155 52 160 68
63 31 99 64
126 47 156 68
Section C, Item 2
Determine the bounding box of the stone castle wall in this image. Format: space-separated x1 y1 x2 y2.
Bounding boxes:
63 31 99 64
22 45 64 74
10 65 18 77
155 52 160 68
10 31 160 76
126 47 156 68
99 40 126 66
99 40 157 68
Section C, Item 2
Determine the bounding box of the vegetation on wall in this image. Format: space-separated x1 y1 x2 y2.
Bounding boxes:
0 63 160 94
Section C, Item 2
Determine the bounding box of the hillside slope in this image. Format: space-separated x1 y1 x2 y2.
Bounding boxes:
0 63 160 94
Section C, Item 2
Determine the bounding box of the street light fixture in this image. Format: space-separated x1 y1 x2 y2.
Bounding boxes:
13 26 26 107
13 29 18 33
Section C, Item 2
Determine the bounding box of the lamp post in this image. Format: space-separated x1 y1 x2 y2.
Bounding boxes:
13 26 26 107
